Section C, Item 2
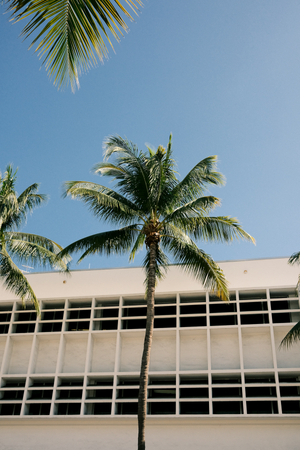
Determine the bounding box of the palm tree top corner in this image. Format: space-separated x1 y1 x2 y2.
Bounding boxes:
5 0 142 92
62 134 255 301
0 164 70 315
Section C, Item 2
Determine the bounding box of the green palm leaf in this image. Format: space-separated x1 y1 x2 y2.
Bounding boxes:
60 225 140 262
180 216 255 243
6 232 70 270
0 246 40 313
7 0 142 91
0 164 69 314
63 180 145 223
161 224 229 300
289 251 300 265
280 321 300 348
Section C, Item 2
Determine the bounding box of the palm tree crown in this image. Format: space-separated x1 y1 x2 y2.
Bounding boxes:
6 0 142 91
0 165 69 314
62 135 254 450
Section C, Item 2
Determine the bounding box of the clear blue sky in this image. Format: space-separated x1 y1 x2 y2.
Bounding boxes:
1 1 300 271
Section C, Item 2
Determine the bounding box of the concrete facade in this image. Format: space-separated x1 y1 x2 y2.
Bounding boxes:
0 257 300 449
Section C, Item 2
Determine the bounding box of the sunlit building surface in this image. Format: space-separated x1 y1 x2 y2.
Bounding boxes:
1 258 300 449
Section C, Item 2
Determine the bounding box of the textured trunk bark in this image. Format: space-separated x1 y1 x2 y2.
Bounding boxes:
137 242 157 450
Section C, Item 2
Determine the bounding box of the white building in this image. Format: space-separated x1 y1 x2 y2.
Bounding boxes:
1 257 300 449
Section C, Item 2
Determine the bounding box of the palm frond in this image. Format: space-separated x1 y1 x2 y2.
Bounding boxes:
161 226 229 301
59 225 140 263
63 180 145 223
163 196 220 225
6 232 71 271
129 232 145 261
169 156 225 205
289 252 300 265
103 136 150 204
179 216 255 244
280 321 300 348
7 0 142 91
0 247 40 314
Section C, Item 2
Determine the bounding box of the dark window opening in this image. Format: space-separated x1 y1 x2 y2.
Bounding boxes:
212 387 242 398
180 401 209 414
239 301 268 312
85 403 111 415
147 402 175 415
66 321 90 331
180 304 206 315
0 313 11 322
14 311 37 321
42 302 64 310
239 291 267 301
246 386 276 397
279 374 300 383
180 295 206 304
247 401 278 414
213 401 243 414
245 375 275 384
57 389 82 399
88 378 113 386
117 389 138 399
96 308 118 318
148 377 176 385
148 389 176 399
155 306 176 316
27 403 51 415
180 388 208 398
123 307 146 317
42 311 64 320
212 376 241 384
86 389 113 399
155 298 176 305
270 289 297 299
116 402 138 415
59 379 83 387
1 390 24 400
118 378 139 386
240 314 269 325
180 316 206 327
210 303 237 314
210 315 237 326
272 312 300 324
280 386 300 397
281 401 300 413
27 390 53 400
180 376 208 385
122 319 146 329
2 379 25 388
14 323 35 333
0 403 21 415
154 318 176 328
30 379 54 387
0 324 9 334
56 403 81 415
69 309 90 320
69 302 91 309
94 320 118 330
40 322 62 332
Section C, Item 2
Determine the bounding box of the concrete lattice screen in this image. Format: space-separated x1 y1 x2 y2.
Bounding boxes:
1 286 300 417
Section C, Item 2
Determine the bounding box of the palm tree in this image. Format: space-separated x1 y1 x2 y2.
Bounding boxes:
5 0 142 91
61 135 254 450
280 253 300 347
0 165 69 314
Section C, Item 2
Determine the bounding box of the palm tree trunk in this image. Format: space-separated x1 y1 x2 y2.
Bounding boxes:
137 242 157 450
